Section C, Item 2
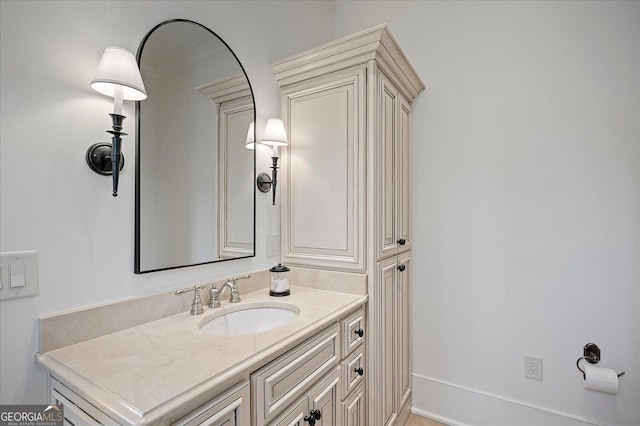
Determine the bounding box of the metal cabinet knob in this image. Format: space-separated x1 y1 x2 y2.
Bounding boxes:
354 367 364 376
397 238 407 246
354 328 364 338
304 409 322 425
397 264 406 272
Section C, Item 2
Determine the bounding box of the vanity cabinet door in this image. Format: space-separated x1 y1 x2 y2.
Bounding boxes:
268 368 339 426
308 367 340 426
52 388 102 426
376 73 412 261
50 377 118 426
252 325 339 426
269 397 308 426
341 384 365 426
174 381 250 426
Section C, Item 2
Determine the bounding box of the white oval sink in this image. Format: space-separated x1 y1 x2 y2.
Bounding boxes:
199 306 299 336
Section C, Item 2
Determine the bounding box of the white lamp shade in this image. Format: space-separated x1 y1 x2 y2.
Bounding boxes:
245 122 255 150
261 118 288 147
91 46 147 101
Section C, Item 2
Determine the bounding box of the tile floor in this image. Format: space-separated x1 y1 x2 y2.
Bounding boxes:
405 413 447 426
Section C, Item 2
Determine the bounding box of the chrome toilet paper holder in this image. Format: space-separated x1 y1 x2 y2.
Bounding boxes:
576 343 625 380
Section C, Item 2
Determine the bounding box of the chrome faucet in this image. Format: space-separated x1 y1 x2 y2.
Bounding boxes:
218 274 250 304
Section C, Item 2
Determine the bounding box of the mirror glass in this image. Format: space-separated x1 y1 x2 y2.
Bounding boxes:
135 20 255 273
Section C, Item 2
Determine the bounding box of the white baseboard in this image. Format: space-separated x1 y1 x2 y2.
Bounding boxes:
412 373 600 426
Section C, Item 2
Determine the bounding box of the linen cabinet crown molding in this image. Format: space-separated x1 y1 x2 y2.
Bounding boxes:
271 24 425 100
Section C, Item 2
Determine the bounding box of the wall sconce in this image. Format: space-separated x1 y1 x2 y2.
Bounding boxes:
86 46 147 197
257 118 288 205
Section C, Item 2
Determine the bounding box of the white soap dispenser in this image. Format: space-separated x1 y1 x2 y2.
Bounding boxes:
269 263 290 297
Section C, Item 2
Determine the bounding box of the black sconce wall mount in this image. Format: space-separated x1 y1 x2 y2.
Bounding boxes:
257 118 288 205
257 156 280 205
86 114 126 196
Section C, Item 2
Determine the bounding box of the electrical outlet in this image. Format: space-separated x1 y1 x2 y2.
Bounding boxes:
524 356 543 380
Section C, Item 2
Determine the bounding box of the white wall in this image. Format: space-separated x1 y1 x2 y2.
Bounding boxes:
3 2 638 422
0 0 335 404
335 1 639 425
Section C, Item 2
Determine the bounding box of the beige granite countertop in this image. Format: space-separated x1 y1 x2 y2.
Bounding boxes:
36 285 366 425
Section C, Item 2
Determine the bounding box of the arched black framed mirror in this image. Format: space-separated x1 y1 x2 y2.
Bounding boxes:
135 19 256 273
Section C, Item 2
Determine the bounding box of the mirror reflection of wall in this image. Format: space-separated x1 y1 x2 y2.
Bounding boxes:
197 76 254 259
135 20 255 273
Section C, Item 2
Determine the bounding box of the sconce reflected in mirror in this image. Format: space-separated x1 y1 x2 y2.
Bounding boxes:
257 118 288 205
86 46 147 197
245 122 255 150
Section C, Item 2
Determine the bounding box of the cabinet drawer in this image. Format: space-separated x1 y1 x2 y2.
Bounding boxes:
341 307 365 357
341 345 365 398
252 324 340 426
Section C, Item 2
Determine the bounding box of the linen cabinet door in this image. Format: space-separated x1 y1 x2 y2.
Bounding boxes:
396 253 411 410
396 96 412 255
376 74 413 262
376 74 399 261
375 257 398 426
280 68 366 272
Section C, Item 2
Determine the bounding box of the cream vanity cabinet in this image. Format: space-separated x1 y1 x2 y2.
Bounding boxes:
272 25 424 426
45 304 366 426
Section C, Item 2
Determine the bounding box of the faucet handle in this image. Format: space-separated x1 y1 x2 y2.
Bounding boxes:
230 274 251 283
223 275 249 303
175 284 206 315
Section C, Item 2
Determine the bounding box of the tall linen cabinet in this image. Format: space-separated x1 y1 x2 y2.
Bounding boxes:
272 25 424 426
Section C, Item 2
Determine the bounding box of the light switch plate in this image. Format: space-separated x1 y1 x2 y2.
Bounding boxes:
0 251 39 301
